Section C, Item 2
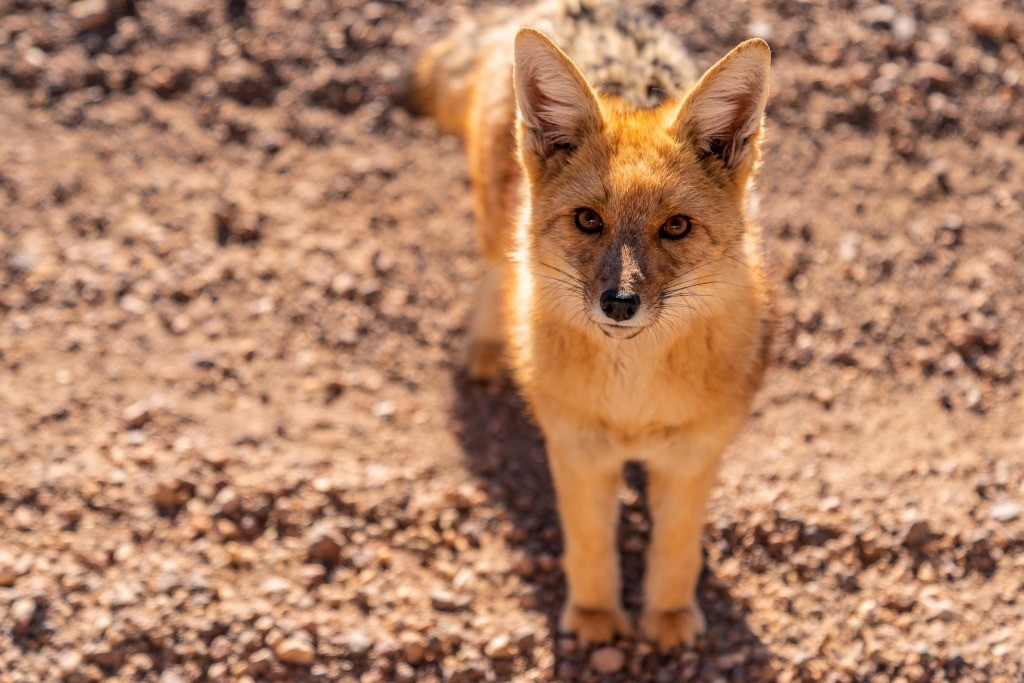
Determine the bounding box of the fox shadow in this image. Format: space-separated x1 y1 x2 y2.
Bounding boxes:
451 375 774 680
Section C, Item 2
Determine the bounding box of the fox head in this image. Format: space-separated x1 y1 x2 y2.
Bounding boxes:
512 29 770 341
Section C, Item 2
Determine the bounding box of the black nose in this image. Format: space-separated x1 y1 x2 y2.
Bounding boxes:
600 290 641 322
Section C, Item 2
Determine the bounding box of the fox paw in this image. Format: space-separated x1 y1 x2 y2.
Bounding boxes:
560 604 633 645
465 339 503 381
640 605 706 652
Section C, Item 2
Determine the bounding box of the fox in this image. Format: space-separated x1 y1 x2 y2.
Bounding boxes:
410 0 773 651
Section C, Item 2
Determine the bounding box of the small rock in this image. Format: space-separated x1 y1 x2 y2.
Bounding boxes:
513 554 536 578
393 662 417 683
58 650 83 675
330 273 357 297
11 597 36 631
989 501 1021 523
84 641 122 667
122 400 152 429
153 479 193 513
837 233 860 263
0 551 25 587
916 62 955 89
962 6 1023 42
211 486 241 517
920 595 956 622
70 0 111 32
373 400 397 419
589 646 626 674
401 632 428 665
902 519 931 548
862 4 896 28
484 634 513 659
819 496 841 512
813 387 836 409
345 631 373 657
297 563 327 587
275 632 316 665
512 625 537 650
430 588 470 612
217 59 272 105
714 650 748 669
260 576 292 596
305 522 343 566
892 14 917 42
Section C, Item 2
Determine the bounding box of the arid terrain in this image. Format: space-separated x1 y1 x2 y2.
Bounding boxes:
2 0 1024 681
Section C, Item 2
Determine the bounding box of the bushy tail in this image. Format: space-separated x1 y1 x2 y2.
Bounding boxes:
406 19 485 139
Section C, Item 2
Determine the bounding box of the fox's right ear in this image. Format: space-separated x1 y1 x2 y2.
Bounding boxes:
513 28 602 161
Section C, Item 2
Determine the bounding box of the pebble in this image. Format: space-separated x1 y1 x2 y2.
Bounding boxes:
400 632 428 665
11 597 36 630
430 588 470 612
57 651 83 675
153 479 192 512
297 563 327 587
1 2 1023 682
837 233 860 263
83 641 120 667
122 401 152 429
484 634 513 659
69 0 112 32
861 4 896 28
345 631 373 657
892 14 917 42
274 633 316 665
989 501 1021 523
902 519 931 548
590 646 626 674
920 595 956 622
0 563 20 587
305 523 343 566
513 625 537 650
373 400 397 419
393 662 417 682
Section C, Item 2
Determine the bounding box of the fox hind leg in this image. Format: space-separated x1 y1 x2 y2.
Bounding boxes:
463 66 519 381
465 264 505 380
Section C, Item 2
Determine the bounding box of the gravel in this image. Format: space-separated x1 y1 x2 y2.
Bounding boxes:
1 0 1023 681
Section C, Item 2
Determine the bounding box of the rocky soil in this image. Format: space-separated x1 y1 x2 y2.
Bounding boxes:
1 0 1024 681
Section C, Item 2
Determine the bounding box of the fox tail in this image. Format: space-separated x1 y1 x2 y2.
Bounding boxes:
400 19 485 139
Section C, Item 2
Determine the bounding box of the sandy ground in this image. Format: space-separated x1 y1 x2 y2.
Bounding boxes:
1 0 1024 681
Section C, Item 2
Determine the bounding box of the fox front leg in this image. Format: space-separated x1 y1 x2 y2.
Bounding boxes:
545 426 632 644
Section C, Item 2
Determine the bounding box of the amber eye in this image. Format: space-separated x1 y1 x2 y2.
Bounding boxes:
574 208 603 234
660 214 692 240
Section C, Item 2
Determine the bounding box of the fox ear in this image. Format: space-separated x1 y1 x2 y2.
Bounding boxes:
674 39 771 172
513 28 601 160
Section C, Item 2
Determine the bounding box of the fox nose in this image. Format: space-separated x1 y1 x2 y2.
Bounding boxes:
600 290 641 322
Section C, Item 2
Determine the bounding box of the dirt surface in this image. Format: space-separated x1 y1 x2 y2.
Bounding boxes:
2 0 1024 681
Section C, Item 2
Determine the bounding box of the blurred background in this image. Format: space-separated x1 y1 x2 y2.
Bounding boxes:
1 0 1022 681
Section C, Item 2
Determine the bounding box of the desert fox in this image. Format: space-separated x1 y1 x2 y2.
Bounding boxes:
412 0 772 650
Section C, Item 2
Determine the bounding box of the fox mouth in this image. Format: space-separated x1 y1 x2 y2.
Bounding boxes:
598 323 645 340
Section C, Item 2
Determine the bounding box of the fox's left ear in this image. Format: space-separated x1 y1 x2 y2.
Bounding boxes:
673 39 771 173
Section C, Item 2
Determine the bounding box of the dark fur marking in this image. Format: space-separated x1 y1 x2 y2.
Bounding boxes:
568 1 597 24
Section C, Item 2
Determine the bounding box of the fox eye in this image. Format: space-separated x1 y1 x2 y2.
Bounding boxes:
574 208 603 234
660 215 692 240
